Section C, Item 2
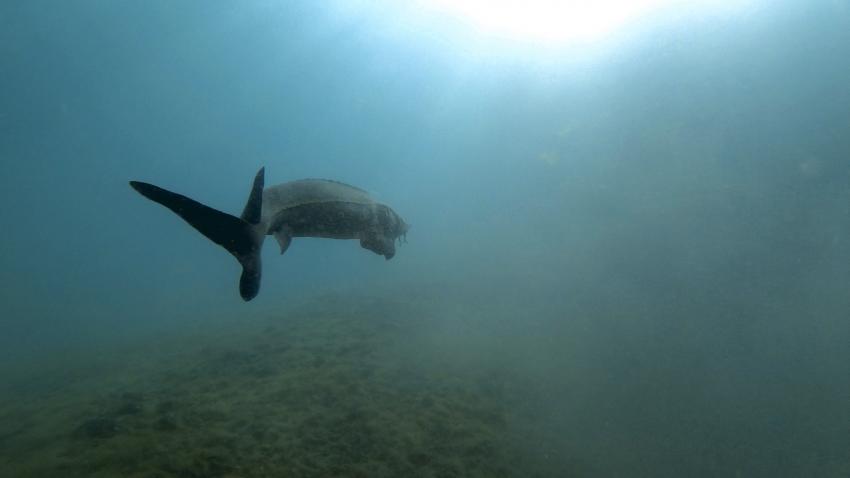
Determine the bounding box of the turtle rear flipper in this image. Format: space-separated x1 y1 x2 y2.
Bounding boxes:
274 227 293 255
129 168 267 301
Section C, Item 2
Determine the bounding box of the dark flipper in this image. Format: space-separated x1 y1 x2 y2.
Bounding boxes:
273 227 292 255
129 168 266 301
240 167 265 225
238 251 262 301
129 181 256 256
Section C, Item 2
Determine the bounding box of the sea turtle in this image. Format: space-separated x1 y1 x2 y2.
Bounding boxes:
129 167 408 301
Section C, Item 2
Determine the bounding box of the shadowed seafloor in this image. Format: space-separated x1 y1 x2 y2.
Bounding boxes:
1 282 848 478
0 288 556 478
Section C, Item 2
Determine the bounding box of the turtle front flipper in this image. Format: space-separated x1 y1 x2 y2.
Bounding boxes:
274 227 293 255
360 233 395 260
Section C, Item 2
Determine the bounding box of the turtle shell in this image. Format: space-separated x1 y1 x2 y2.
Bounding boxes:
261 179 384 239
262 179 375 215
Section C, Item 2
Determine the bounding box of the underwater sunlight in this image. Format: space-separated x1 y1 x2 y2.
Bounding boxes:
2 1 848 476
415 0 758 46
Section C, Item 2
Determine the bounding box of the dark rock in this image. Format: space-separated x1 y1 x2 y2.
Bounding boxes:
120 391 144 402
407 452 433 466
115 401 143 416
155 414 178 431
76 417 118 439
156 400 176 414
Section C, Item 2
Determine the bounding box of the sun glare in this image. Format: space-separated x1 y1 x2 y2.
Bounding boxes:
418 0 743 45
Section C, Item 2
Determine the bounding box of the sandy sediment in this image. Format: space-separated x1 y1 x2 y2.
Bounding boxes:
0 291 533 478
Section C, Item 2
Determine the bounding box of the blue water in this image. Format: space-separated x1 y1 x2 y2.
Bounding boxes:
1 1 849 476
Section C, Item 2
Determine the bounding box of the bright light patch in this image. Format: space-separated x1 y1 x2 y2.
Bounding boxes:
419 0 733 45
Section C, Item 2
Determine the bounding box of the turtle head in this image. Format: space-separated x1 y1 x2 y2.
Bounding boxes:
360 204 408 259
379 204 408 244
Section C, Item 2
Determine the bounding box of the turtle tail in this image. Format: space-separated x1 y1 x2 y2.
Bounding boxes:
129 168 267 301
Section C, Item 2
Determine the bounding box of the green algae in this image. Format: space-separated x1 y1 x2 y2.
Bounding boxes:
0 292 527 478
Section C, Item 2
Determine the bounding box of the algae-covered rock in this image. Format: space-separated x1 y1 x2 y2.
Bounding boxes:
75 417 118 439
